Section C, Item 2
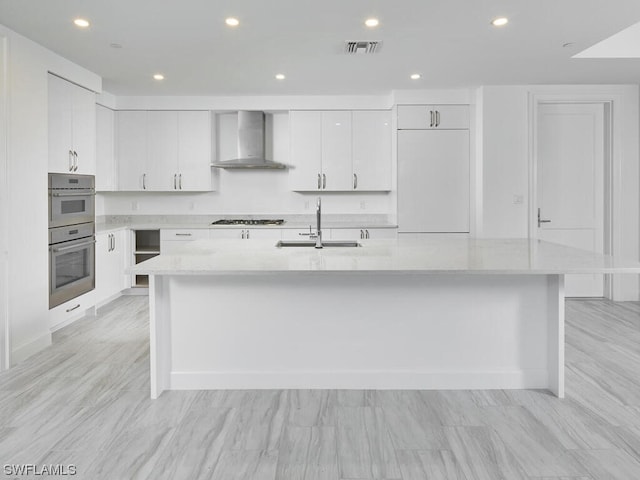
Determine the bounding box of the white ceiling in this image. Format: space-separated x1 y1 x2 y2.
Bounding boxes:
1 0 640 95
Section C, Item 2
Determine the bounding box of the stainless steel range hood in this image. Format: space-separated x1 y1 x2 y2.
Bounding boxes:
211 111 287 169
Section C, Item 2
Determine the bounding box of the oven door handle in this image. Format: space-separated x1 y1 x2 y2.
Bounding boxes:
51 239 96 253
51 191 95 197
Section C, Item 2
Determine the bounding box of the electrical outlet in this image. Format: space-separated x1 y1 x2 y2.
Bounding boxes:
132 201 138 211
360 201 366 210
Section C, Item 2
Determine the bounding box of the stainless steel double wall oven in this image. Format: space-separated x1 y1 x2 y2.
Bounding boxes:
48 173 96 309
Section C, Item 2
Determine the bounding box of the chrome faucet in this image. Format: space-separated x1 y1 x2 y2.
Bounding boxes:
315 197 322 249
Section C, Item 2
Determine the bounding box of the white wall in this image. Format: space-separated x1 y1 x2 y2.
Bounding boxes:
0 35 8 370
0 23 100 364
478 84 640 300
479 86 530 237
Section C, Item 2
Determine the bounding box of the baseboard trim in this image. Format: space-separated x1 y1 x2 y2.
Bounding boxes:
11 332 52 366
169 369 550 391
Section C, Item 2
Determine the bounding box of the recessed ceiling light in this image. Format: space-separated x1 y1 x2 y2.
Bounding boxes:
225 17 239 27
410 73 421 80
153 74 165 81
73 18 90 28
491 17 509 27
275 74 286 80
365 18 379 28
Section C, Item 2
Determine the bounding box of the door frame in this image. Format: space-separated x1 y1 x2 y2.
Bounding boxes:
529 94 613 299
0 35 9 371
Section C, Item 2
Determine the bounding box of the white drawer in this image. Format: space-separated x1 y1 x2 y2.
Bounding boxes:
49 290 95 332
160 229 209 241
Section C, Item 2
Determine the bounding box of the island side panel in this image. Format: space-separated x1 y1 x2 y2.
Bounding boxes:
160 273 558 394
547 274 565 398
149 275 171 399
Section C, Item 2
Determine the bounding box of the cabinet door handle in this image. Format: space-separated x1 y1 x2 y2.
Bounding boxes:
360 229 364 239
175 233 192 237
108 233 112 252
66 304 81 313
68 150 74 171
179 174 182 190
365 229 370 239
322 174 326 189
429 111 434 128
317 173 321 190
142 173 147 190
435 110 440 127
174 174 177 190
241 230 245 239
112 233 116 251
73 151 79 171
353 173 358 190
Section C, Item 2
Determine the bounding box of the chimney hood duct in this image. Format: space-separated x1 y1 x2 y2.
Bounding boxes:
211 111 287 169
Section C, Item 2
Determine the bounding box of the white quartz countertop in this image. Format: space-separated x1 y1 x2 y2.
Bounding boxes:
128 238 640 275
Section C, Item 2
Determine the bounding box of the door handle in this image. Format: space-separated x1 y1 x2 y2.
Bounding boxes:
73 151 78 171
69 150 74 172
353 173 358 190
322 174 326 189
360 229 364 239
317 173 321 190
429 111 434 128
174 174 177 190
142 173 147 190
179 174 182 190
435 111 440 127
537 208 551 228
241 230 245 239
365 229 370 239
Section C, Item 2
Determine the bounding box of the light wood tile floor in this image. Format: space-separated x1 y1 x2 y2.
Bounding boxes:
2 296 640 479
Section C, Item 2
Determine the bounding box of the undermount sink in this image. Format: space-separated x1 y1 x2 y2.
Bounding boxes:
276 240 362 248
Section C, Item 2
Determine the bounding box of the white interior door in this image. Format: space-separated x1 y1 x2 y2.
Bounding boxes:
536 103 605 297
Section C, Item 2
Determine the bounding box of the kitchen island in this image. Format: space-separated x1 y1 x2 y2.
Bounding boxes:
131 237 640 399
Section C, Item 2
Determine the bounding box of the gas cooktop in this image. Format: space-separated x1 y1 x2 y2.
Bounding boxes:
211 219 285 226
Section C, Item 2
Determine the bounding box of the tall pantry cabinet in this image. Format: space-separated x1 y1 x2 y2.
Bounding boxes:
397 105 470 233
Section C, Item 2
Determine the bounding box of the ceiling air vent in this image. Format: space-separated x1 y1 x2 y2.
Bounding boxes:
344 41 381 54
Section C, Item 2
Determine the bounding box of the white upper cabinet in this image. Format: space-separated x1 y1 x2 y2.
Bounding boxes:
289 110 391 191
96 105 116 191
321 111 352 191
178 111 213 191
115 110 213 191
397 105 469 130
116 111 148 191
48 74 96 174
289 111 323 191
352 111 391 191
147 111 178 190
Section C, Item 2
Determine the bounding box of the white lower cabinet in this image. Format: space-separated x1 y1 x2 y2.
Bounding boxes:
95 230 128 306
331 228 398 240
160 229 209 254
49 290 95 331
